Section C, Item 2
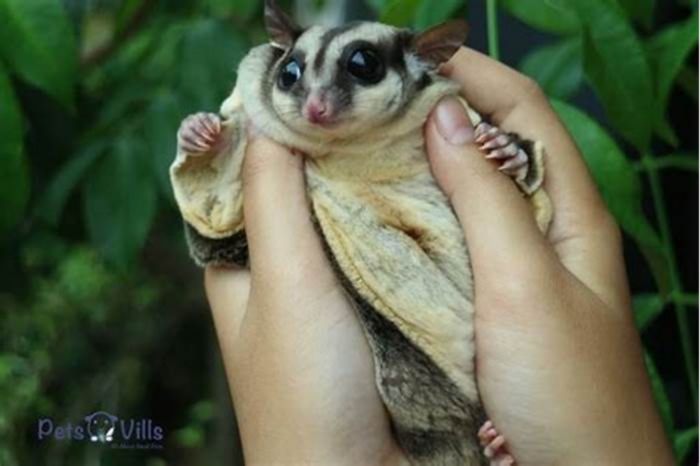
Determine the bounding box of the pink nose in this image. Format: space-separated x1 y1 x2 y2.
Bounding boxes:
303 96 332 125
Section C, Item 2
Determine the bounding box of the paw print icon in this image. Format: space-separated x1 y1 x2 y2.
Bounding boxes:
84 411 118 443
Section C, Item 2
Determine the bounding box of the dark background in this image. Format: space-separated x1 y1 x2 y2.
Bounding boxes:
0 0 696 465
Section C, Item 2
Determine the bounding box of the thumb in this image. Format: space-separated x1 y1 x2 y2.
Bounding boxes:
425 98 553 280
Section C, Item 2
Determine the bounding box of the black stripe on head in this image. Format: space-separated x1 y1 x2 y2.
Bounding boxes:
261 45 286 106
312 21 364 74
344 35 413 115
338 37 408 80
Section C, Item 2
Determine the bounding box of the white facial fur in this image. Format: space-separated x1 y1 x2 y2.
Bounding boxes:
229 22 461 157
273 23 432 138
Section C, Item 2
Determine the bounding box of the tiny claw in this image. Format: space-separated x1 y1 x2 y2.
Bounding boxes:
495 456 515 466
475 134 489 144
479 421 494 437
180 135 211 153
481 428 498 445
481 134 511 150
193 127 217 144
194 137 211 149
484 435 505 458
205 116 222 135
499 153 528 172
177 112 225 155
489 435 505 451
501 142 521 157
475 125 498 144
485 149 511 160
197 113 220 135
474 122 492 137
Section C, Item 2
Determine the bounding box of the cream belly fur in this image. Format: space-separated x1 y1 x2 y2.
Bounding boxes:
171 41 551 465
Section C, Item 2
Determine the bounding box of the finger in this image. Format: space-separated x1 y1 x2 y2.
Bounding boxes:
441 48 542 123
425 97 558 282
443 48 605 232
443 48 629 311
242 133 338 294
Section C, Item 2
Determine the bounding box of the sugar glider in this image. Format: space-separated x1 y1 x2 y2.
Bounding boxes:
170 1 552 464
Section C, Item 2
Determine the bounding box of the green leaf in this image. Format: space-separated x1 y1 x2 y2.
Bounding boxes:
0 63 30 236
551 100 669 292
675 427 699 463
646 13 699 146
651 153 699 172
144 92 182 201
0 143 28 236
176 19 249 111
115 0 146 34
677 66 698 102
633 293 665 331
655 117 679 147
189 400 215 422
0 0 78 109
35 145 104 226
208 0 262 21
645 352 674 439
365 0 387 13
174 426 205 448
380 0 422 26
572 0 655 153
83 137 157 269
500 0 580 35
617 0 655 29
519 38 583 100
414 0 462 29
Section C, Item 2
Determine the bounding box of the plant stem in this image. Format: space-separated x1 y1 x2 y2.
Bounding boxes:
642 154 698 417
635 155 699 173
673 292 699 307
486 0 500 60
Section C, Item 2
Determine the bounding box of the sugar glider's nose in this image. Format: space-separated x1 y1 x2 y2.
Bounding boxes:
303 94 335 125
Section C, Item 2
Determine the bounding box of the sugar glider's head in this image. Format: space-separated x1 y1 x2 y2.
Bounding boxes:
258 0 468 140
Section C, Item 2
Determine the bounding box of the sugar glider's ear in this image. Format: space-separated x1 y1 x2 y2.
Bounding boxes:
410 19 469 67
264 0 302 50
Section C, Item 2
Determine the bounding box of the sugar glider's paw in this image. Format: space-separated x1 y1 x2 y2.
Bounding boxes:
171 110 244 240
177 112 223 155
478 420 515 466
475 122 529 181
474 120 550 230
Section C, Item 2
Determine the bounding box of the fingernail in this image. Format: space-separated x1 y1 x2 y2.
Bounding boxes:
434 98 474 145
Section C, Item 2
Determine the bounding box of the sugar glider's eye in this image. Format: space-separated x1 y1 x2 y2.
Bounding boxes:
347 48 385 84
279 58 303 90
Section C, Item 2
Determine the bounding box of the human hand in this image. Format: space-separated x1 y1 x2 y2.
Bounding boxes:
204 134 407 465
425 48 674 465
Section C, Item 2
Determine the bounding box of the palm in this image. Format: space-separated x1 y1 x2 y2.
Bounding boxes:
205 145 405 464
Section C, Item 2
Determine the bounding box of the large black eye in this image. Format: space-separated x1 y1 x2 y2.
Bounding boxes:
347 48 385 84
278 58 303 90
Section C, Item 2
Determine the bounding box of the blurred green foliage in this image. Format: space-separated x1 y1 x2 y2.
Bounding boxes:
0 0 697 464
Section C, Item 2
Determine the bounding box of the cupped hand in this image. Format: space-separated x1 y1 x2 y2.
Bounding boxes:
204 134 407 465
425 48 673 466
